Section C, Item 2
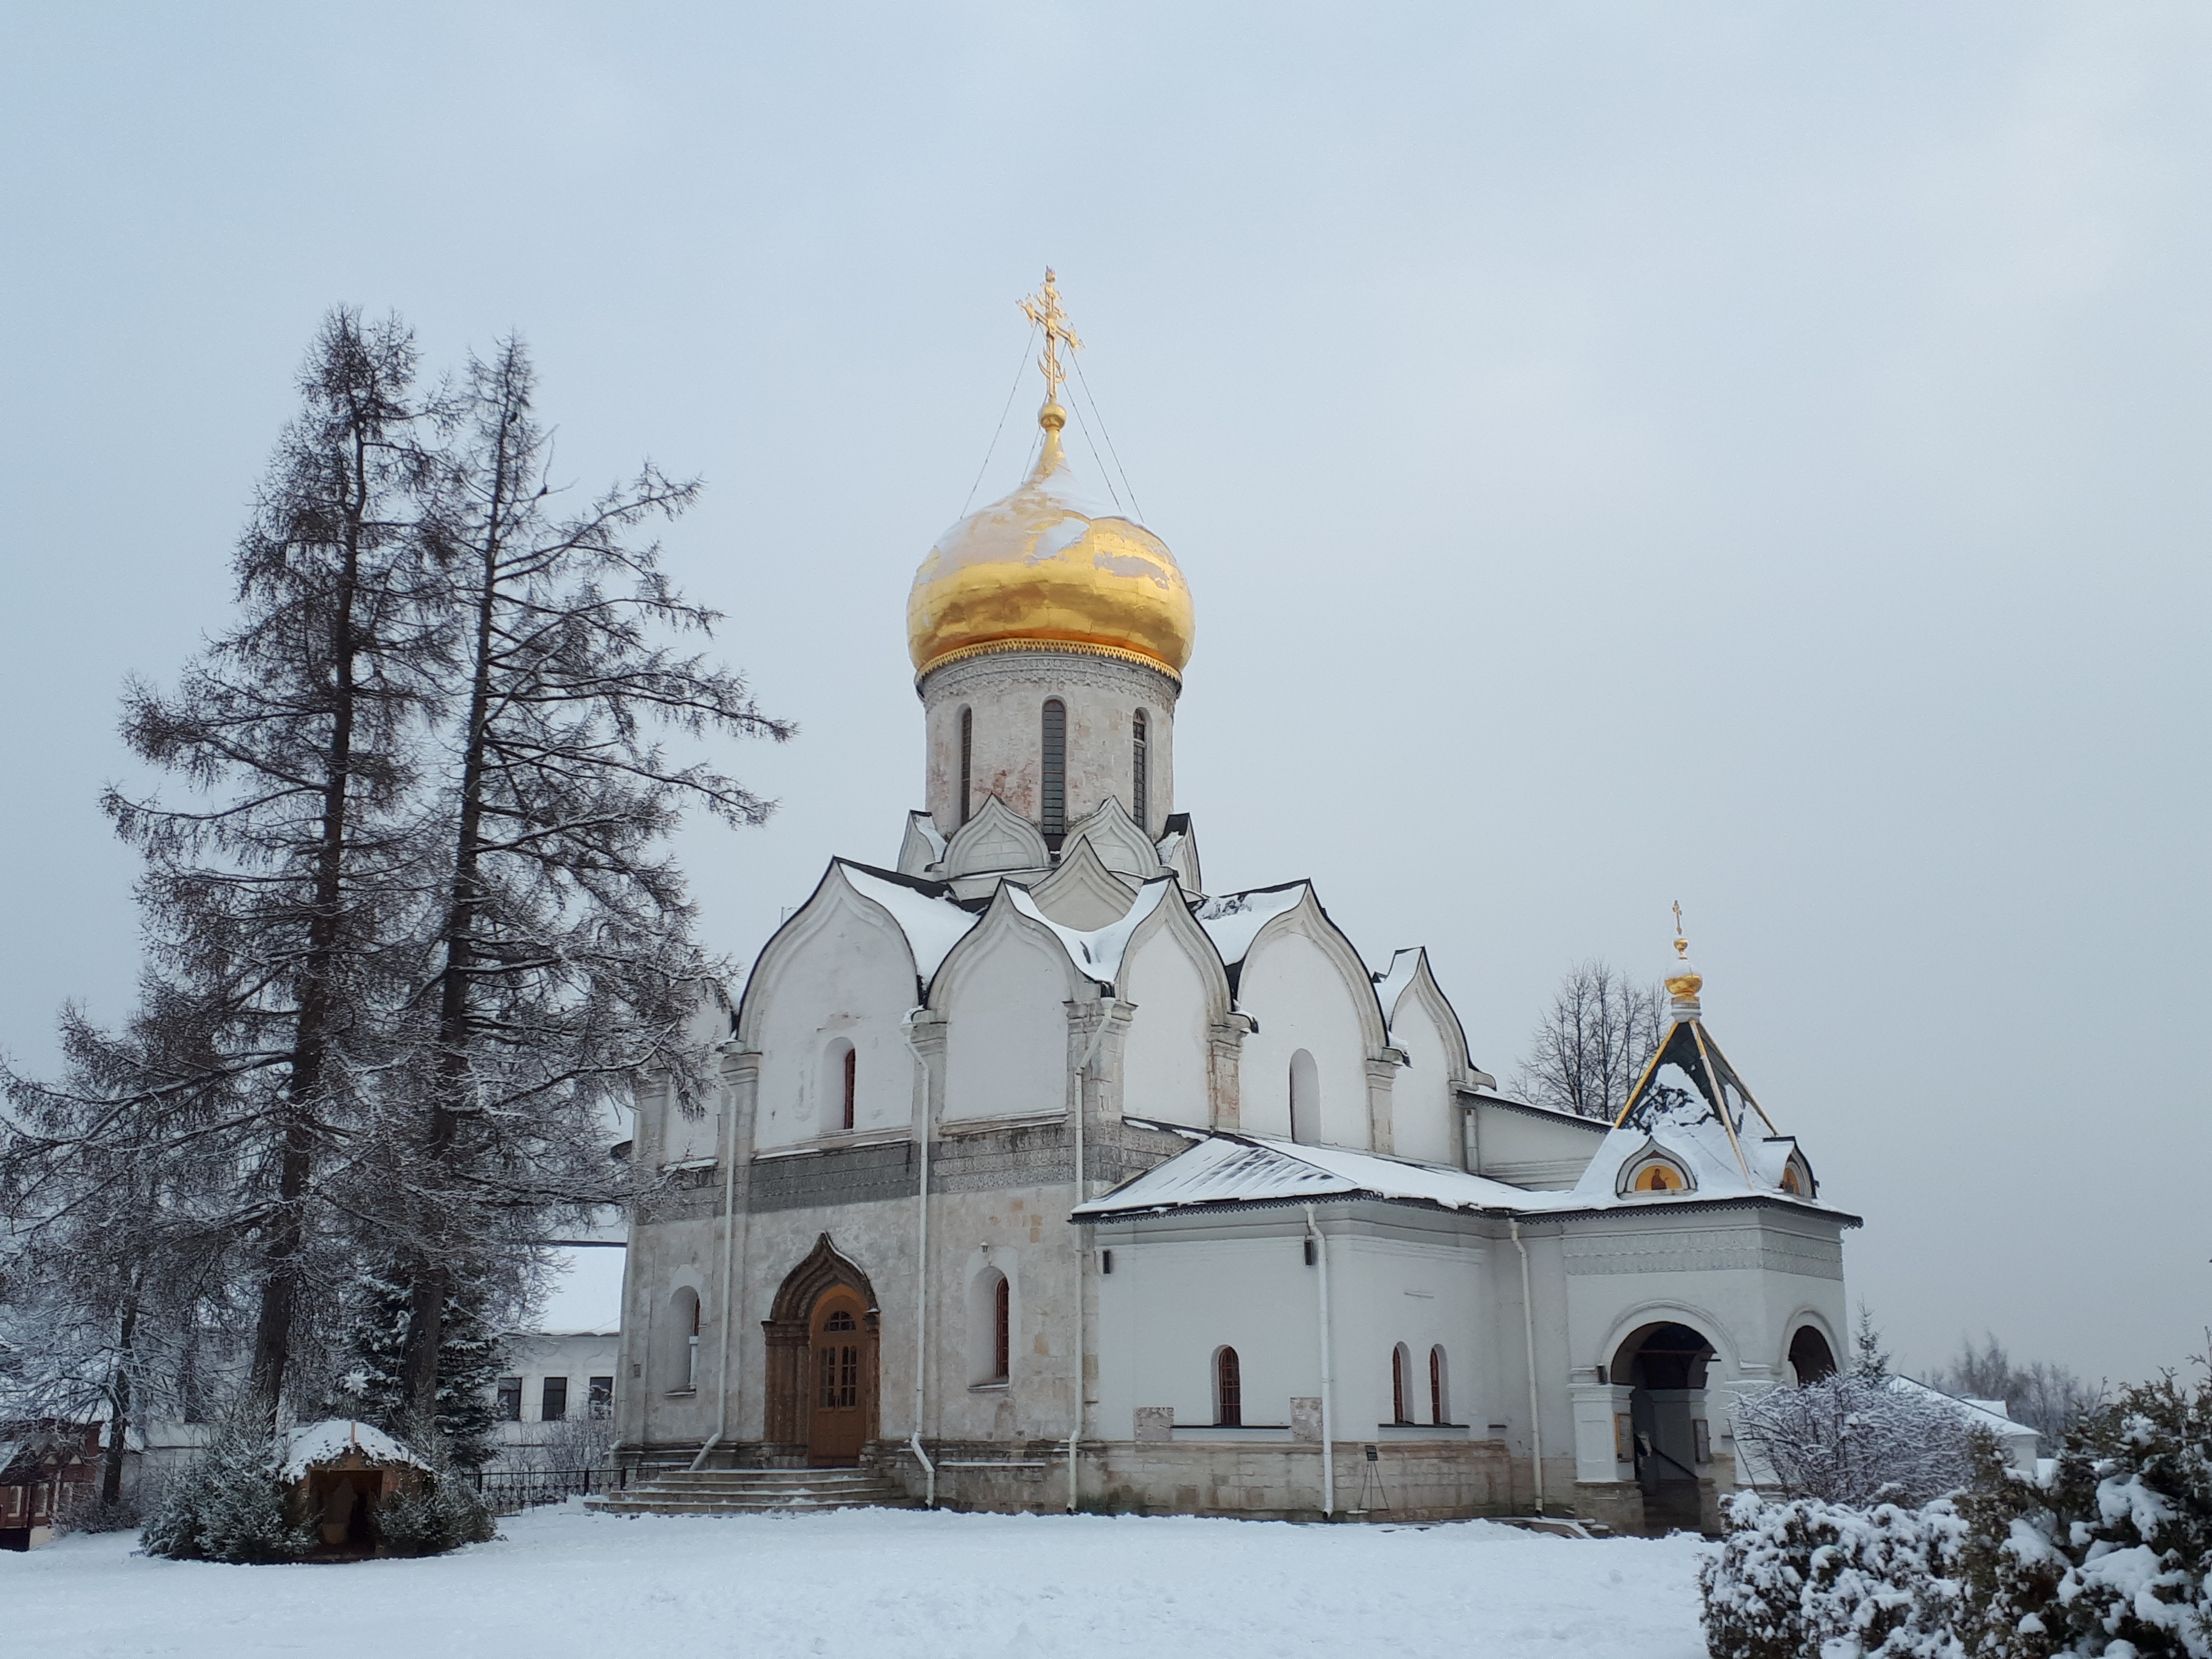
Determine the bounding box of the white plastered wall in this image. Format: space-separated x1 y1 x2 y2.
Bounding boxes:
1236 921 1378 1149
745 890 923 1152
1095 1222 1318 1433
940 920 1079 1122
1118 921 1214 1129
1387 996 1460 1167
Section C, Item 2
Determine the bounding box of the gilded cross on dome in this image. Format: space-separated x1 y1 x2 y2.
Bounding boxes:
1019 268 1084 407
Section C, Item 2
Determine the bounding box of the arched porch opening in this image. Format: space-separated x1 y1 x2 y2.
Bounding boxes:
763 1234 881 1467
1788 1323 1838 1384
1611 1321 1716 1533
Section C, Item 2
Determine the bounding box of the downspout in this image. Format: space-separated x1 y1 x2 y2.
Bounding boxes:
1510 1218 1545 1515
901 1012 937 1508
1304 1204 1335 1518
1066 995 1118 1513
692 1047 745 1473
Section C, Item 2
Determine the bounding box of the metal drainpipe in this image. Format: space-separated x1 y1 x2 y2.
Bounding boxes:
1304 1204 1335 1518
1066 995 1118 1513
901 1013 937 1508
1510 1218 1545 1515
693 1046 745 1473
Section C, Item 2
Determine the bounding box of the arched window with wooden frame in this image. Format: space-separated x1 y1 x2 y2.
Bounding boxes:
1041 698 1067 838
1391 1342 1414 1425
968 1265 1010 1386
1430 1345 1450 1425
1214 1346 1242 1427
958 706 974 827
1131 709 1150 831
822 1037 856 1135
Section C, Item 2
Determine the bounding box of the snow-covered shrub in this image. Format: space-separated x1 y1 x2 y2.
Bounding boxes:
141 1415 313 1563
1950 1375 2212 1659
1700 1488 1967 1659
372 1439 496 1557
1732 1373 1975 1507
56 1488 139 1533
1708 1377 2212 1659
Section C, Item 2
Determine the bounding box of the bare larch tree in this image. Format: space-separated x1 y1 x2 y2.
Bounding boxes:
387 337 793 1427
1512 959 1665 1119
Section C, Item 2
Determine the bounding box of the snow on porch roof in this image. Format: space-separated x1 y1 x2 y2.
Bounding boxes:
1068 1132 1562 1221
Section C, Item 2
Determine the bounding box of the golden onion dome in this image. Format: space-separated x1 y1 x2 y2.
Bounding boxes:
907 402 1194 680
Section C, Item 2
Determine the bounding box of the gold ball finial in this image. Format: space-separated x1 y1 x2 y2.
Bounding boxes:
1666 899 1702 1003
1039 401 1067 432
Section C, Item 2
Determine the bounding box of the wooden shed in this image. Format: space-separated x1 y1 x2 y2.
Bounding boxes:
280 1420 431 1554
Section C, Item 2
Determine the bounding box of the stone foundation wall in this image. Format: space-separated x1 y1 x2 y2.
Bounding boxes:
871 1437 1518 1522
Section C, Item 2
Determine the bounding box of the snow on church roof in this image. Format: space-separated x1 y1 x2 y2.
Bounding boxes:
1071 1127 1863 1224
1193 883 1309 966
1010 878 1176 984
837 862 979 983
1070 1133 1559 1220
1370 948 1421 1019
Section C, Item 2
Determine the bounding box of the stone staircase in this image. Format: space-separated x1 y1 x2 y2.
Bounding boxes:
588 1467 917 1517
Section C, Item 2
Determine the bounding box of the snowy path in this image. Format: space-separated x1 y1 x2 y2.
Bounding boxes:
0 1506 1709 1659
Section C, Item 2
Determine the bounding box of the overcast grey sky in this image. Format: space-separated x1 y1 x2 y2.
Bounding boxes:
3 5 2206 1384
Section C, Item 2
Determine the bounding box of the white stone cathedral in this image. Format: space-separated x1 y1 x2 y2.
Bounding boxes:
613 279 1856 1532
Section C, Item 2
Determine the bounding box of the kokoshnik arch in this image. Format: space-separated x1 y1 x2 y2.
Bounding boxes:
614 273 1859 1533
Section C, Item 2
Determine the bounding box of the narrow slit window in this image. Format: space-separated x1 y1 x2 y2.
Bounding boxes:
1041 698 1066 837
994 1276 1010 1381
1430 1346 1448 1425
1215 1346 1242 1427
842 1046 857 1131
1131 709 1149 830
958 706 973 827
1391 1344 1412 1425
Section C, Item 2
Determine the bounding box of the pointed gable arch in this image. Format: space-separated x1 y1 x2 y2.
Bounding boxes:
736 862 928 1046
1375 949 1476 1166
1117 878 1233 1130
1229 886 1391 1149
1028 837 1138 929
942 793 1049 880
933 884 1092 1123
1061 794 1163 881
896 810 946 878
737 861 972 1151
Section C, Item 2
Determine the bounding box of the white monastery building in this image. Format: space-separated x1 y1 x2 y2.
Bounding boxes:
614 277 1858 1533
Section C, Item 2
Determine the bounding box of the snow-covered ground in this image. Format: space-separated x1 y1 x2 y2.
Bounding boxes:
1 1505 1708 1659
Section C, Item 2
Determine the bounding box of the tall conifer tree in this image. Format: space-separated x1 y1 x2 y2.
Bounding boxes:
3 309 443 1426
390 337 790 1422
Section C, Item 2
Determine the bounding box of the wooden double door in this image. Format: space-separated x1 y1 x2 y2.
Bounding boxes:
764 1234 881 1468
808 1287 869 1467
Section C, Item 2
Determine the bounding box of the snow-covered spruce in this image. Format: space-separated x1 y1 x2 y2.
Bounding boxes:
1705 1376 2212 1659
140 1415 314 1564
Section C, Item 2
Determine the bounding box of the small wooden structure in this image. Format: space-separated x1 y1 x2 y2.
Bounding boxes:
280 1419 431 1554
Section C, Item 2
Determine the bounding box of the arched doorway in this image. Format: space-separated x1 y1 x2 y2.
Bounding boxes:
1611 1321 1716 1533
1788 1324 1837 1383
763 1235 880 1467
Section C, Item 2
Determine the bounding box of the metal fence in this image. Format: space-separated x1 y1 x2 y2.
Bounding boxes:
471 1465 630 1515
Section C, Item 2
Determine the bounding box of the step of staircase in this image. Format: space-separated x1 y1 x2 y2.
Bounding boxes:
588 1467 917 1516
